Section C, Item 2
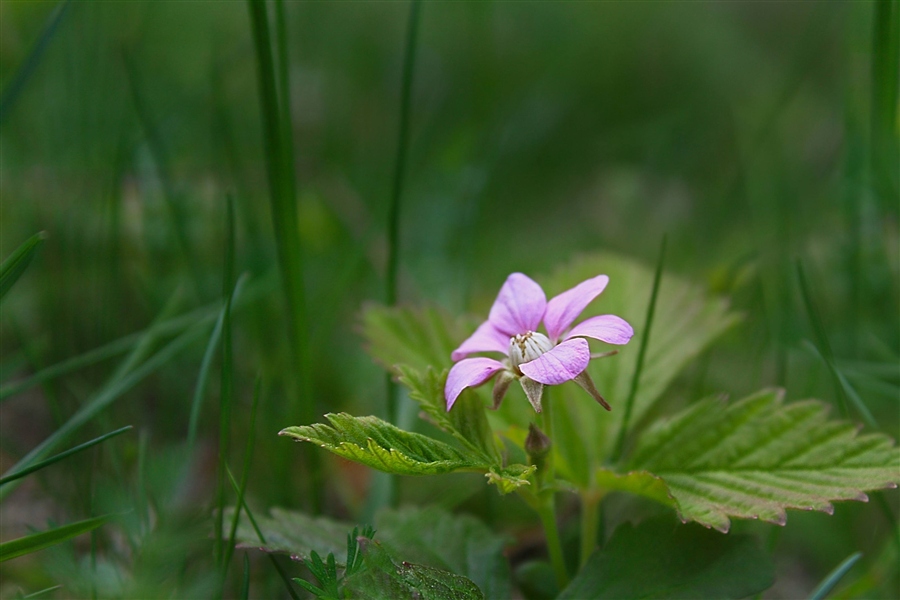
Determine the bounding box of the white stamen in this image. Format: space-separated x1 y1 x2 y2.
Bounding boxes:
508 331 553 369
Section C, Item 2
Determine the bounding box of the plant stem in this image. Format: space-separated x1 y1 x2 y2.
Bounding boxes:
537 497 568 590
579 492 601 567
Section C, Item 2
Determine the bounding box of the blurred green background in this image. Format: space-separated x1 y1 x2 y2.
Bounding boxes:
1 1 897 597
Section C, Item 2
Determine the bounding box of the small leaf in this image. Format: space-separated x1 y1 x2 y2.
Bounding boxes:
280 413 489 476
344 538 484 600
558 516 774 599
376 506 512 599
485 464 537 494
628 389 900 532
0 514 112 562
0 231 46 302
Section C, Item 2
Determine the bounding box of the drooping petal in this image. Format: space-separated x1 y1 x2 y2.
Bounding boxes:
543 275 609 342
445 357 506 411
518 337 590 385
451 320 510 361
566 314 634 345
488 273 546 336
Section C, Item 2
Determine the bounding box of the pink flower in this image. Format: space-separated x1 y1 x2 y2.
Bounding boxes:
445 273 633 413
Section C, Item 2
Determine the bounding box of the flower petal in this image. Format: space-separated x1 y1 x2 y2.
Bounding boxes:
566 314 634 345
445 357 506 411
451 320 510 362
544 275 609 342
488 273 546 336
518 338 590 385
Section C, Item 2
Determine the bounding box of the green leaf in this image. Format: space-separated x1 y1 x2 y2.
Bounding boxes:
486 464 537 494
628 389 900 532
228 506 352 564
280 413 488 476
558 516 774 599
0 231 46 302
344 538 484 600
376 506 512 599
0 514 112 562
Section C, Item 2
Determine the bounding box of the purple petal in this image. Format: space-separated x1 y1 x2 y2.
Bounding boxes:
544 275 609 342
445 357 506 411
566 315 634 345
518 338 590 385
451 320 510 361
488 273 546 336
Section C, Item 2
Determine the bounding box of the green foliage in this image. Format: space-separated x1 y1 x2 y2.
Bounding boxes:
0 231 46 303
228 506 352 564
375 506 512 599
0 514 112 563
558 516 774 599
363 252 740 491
293 526 376 599
627 389 900 532
280 413 487 476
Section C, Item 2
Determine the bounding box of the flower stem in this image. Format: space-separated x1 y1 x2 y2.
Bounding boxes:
532 389 569 589
537 497 569 591
579 492 601 567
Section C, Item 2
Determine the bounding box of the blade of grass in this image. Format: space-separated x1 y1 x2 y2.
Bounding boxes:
0 0 71 125
802 341 877 429
808 551 863 600
796 260 850 419
0 514 112 562
227 466 301 600
241 553 251 600
612 234 667 463
870 0 900 209
246 0 318 513
223 376 262 581
20 585 63 599
0 425 132 486
1 274 265 401
0 315 210 501
216 196 237 569
0 232 47 303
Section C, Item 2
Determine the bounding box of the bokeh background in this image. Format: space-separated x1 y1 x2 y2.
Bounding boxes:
1 1 897 598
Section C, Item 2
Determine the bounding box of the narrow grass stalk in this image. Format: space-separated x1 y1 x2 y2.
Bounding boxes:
808 551 863 600
0 425 132 486
227 466 301 600
216 197 237 569
795 261 851 419
223 377 262 582
612 234 667 463
0 0 70 125
0 514 112 563
20 585 63 598
240 553 251 600
246 0 319 513
870 0 900 208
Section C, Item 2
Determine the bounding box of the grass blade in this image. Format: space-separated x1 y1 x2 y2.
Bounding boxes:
0 514 112 563
612 234 667 463
0 425 132 486
0 1 71 125
808 551 863 600
246 0 318 512
0 232 47 303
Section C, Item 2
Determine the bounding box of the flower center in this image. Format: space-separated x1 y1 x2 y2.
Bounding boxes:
508 331 553 369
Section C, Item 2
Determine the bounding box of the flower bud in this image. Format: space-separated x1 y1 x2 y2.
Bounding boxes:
525 423 552 460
